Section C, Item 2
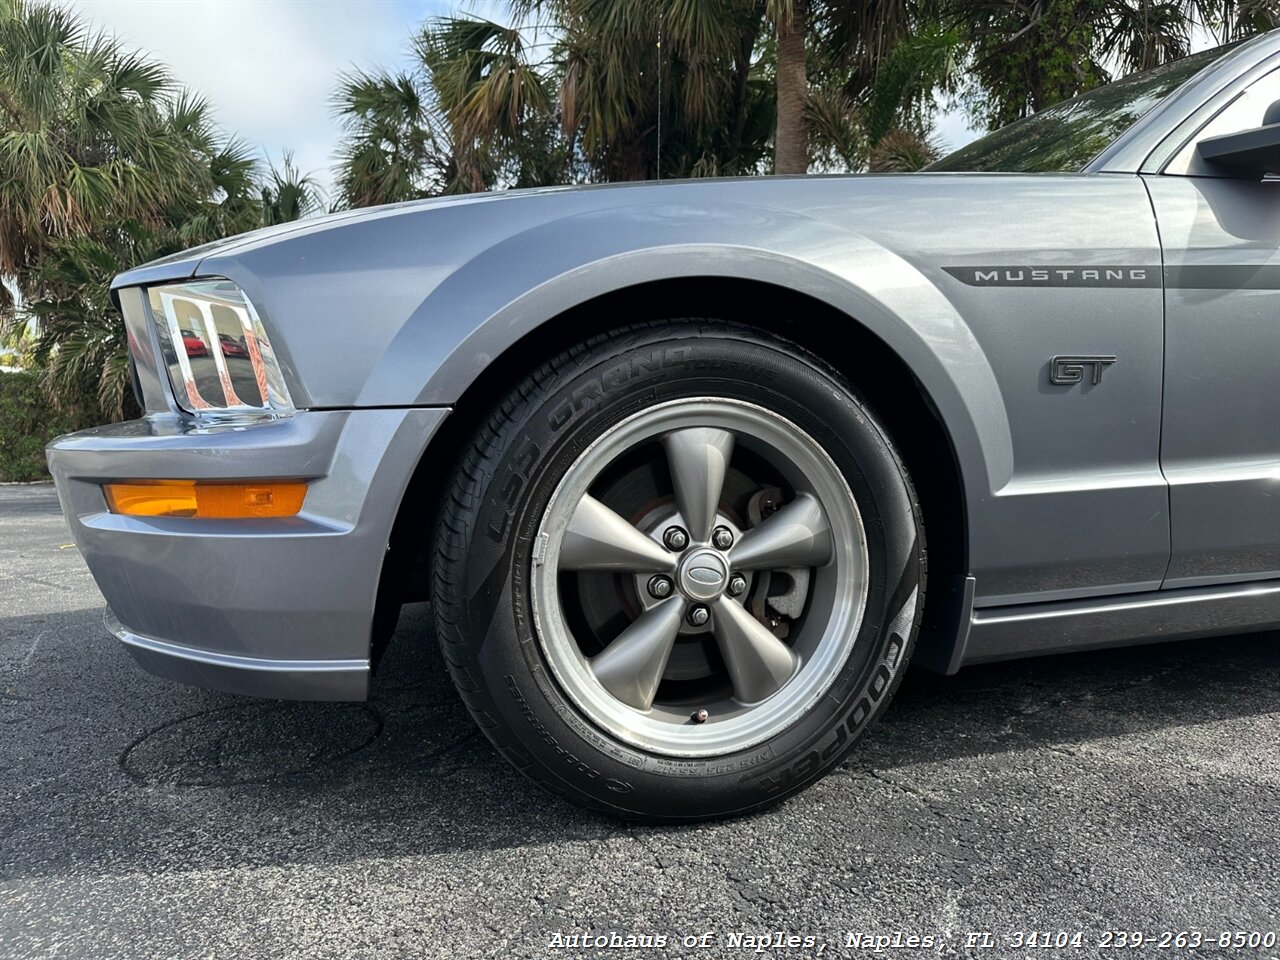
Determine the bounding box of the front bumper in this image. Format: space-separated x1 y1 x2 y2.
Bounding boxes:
46 408 448 700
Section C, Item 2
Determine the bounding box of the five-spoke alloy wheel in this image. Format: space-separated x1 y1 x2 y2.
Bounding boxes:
433 323 924 820
532 398 869 757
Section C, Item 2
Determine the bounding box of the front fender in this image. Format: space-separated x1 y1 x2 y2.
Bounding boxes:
361 201 1011 499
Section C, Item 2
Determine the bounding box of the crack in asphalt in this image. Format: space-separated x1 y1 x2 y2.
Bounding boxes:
116 702 387 788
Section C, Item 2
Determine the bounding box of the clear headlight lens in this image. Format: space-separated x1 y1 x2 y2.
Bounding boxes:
148 280 293 418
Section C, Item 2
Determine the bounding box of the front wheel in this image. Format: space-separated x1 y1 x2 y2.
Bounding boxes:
432 322 924 820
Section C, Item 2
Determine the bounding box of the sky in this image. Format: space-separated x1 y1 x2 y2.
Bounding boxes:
66 0 984 202
65 0 479 201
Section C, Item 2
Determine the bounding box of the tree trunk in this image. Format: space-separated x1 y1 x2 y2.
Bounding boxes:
774 0 808 175
729 18 762 163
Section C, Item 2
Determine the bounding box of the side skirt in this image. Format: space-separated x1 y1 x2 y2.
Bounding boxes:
960 579 1280 666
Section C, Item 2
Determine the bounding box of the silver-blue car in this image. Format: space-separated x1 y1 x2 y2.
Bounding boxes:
48 33 1279 819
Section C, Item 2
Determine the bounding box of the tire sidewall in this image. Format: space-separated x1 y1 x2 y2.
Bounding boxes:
445 325 922 818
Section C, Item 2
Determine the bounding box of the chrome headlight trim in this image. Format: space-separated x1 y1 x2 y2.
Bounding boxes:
147 280 294 419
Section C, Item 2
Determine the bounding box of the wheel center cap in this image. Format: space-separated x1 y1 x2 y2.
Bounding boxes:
678 549 729 601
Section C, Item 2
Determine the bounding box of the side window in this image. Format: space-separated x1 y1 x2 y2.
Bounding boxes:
1165 66 1280 175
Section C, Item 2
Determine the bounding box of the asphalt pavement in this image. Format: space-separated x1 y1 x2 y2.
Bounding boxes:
1 482 1277 959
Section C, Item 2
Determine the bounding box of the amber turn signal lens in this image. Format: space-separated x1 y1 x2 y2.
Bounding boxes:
103 480 306 519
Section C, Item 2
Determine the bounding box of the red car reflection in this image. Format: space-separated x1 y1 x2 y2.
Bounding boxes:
180 329 207 357
218 334 249 359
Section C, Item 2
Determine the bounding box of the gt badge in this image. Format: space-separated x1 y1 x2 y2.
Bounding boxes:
1050 355 1117 385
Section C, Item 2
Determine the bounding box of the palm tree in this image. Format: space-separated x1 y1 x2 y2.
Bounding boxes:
332 69 439 206
773 0 810 173
333 3 777 202
776 0 965 174
22 232 152 420
1198 0 1280 44
335 0 1262 194
2 0 314 424
868 127 941 169
522 0 765 181
1101 0 1194 72
947 1 1267 129
419 15 553 190
332 15 557 203
261 151 323 225
0 0 209 297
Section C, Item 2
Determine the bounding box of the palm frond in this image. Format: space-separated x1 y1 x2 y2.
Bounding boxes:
867 126 941 170
865 26 961 144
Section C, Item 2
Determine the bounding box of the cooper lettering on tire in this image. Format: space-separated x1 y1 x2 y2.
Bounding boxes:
433 322 924 820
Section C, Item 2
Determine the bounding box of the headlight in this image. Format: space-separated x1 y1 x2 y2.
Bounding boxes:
147 280 294 418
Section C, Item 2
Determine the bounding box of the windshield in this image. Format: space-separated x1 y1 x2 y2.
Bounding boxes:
929 45 1232 173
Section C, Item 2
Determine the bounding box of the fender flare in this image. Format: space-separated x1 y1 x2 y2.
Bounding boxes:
358 202 1012 505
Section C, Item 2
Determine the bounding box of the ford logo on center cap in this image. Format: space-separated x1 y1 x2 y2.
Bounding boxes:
680 550 729 600
689 566 724 585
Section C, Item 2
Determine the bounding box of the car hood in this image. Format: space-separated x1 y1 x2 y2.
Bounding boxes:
111 182 678 289
110 175 949 290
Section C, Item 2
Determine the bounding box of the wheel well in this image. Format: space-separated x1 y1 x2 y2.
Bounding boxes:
372 277 968 671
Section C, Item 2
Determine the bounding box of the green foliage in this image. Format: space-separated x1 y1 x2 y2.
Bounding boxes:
332 3 782 202
864 26 963 144
946 1 1276 129
0 370 75 481
1223 0 1280 39
931 44 1226 171
954 0 1111 128
868 127 941 170
22 229 151 421
338 0 1267 199
0 0 319 427
333 68 443 205
261 151 323 225
0 0 206 286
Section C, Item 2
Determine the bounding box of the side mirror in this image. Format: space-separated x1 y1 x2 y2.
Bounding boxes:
1196 98 1280 178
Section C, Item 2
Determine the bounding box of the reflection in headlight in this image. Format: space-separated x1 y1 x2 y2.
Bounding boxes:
148 281 293 418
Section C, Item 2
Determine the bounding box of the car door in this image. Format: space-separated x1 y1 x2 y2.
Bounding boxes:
858 173 1172 605
1144 64 1280 588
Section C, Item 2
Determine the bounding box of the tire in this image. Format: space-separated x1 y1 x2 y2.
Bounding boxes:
432 322 924 820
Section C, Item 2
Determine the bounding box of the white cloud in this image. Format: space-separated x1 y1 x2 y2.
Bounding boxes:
65 0 480 200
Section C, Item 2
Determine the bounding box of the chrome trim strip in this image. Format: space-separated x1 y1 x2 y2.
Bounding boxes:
116 287 175 415
197 297 245 407
962 579 1280 665
157 289 214 410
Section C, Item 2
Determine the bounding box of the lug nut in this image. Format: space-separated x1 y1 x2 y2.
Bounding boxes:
691 708 710 724
712 526 734 550
687 604 710 627
727 573 747 597
647 575 673 599
663 526 689 551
